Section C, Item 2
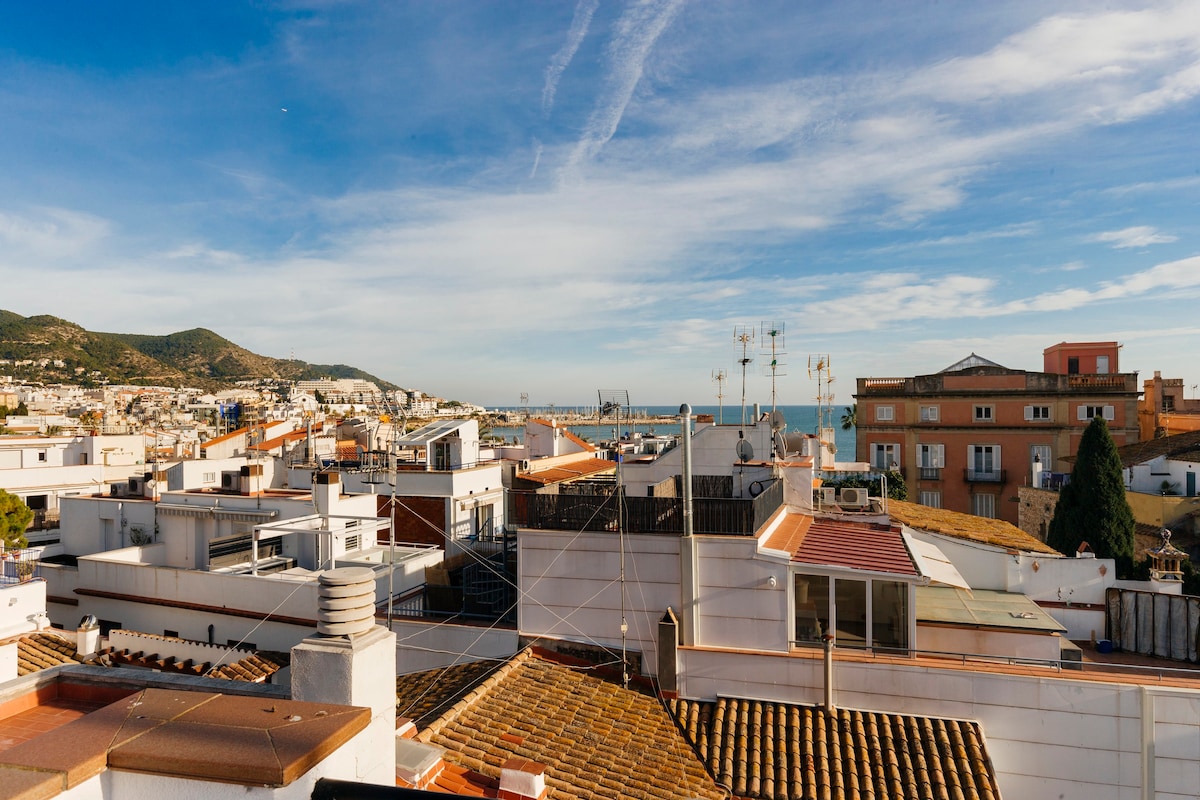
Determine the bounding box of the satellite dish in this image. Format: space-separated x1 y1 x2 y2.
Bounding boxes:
774 431 787 457
769 410 786 432
736 439 754 462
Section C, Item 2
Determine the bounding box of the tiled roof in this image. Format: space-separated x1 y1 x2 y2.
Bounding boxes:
888 499 1060 555
408 649 725 800
671 696 1000 800
771 513 918 576
14 632 82 675
101 645 289 683
1107 429 1200 467
561 429 596 452
516 457 616 485
396 657 510 729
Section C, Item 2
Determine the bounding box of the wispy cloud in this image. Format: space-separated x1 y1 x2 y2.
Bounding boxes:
1088 225 1178 249
0 208 111 262
865 222 1039 255
562 0 685 178
542 0 600 117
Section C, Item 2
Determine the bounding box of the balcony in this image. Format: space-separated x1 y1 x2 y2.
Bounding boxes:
918 467 942 481
964 468 1006 483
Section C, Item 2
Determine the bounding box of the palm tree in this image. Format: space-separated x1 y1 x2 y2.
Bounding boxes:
840 404 857 431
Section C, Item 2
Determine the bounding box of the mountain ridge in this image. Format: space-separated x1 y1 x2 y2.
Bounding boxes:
0 310 399 392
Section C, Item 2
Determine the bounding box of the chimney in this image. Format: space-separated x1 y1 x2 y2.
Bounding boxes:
76 614 100 659
313 471 340 516
499 758 548 800
290 566 397 783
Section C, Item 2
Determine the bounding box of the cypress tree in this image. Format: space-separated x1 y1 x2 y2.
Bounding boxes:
1047 416 1135 568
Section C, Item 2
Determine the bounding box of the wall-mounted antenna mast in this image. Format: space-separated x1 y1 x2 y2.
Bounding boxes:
711 369 727 425
598 388 631 689
808 354 836 450
734 325 756 429
519 392 529 422
761 322 786 414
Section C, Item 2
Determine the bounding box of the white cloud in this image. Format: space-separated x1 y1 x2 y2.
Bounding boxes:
1089 226 1178 249
0 208 111 262
906 5 1200 108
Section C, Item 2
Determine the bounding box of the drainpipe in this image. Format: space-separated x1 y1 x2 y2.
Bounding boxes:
679 404 699 647
823 633 835 712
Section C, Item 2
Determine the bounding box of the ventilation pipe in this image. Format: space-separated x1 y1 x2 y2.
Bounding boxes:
823 633 836 712
679 404 699 646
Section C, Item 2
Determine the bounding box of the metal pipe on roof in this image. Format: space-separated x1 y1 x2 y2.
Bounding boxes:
823 633 835 713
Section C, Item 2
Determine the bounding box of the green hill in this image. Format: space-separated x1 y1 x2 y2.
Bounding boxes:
0 310 398 391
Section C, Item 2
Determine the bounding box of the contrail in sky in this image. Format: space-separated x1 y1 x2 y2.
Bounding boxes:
542 0 600 117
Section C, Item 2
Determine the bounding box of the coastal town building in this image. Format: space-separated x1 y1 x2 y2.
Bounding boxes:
854 342 1141 524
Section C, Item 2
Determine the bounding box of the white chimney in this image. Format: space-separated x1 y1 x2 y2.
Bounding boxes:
290 566 397 784
499 757 548 800
313 471 340 517
76 614 100 659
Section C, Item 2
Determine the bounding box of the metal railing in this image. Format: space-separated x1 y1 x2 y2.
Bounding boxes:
964 468 1006 483
918 467 942 481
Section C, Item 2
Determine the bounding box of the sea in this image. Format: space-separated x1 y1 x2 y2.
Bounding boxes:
488 404 857 456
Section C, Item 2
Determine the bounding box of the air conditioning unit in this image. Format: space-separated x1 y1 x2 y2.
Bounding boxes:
518 459 531 472
127 477 142 494
220 472 236 490
816 487 837 505
839 487 869 507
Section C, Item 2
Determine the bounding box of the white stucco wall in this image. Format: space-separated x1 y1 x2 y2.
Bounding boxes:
390 618 519 675
519 529 682 674
695 535 791 652
679 646 1200 800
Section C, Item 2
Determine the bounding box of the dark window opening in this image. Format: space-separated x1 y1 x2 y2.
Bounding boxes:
1067 357 1079 374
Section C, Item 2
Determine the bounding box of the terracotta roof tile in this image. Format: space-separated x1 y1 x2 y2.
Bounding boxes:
516 457 616 485
672 697 1000 800
782 515 918 576
12 632 83 676
888 499 1060 555
405 650 724 800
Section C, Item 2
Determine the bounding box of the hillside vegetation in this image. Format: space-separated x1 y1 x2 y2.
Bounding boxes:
0 310 397 391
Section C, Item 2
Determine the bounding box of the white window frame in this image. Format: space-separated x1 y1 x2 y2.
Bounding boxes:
972 493 996 518
872 443 900 470
874 405 895 422
918 490 942 509
1078 404 1115 421
1024 405 1051 421
919 405 939 422
202 472 216 483
974 405 994 422
969 444 1001 478
918 444 944 468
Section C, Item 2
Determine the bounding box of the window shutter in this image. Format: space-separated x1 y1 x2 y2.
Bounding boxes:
1103 405 1114 421
1077 406 1088 421
1024 405 1033 421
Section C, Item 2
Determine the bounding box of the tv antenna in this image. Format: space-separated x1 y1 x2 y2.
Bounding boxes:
733 325 756 429
761 321 786 414
597 389 631 688
809 355 837 451
519 392 529 420
712 369 727 424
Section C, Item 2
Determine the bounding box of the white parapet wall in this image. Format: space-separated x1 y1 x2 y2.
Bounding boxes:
678 646 1200 799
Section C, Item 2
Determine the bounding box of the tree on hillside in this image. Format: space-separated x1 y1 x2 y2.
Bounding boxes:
1047 416 1135 570
0 489 31 551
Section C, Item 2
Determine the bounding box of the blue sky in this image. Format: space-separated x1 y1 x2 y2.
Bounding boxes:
2 2 1199 408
